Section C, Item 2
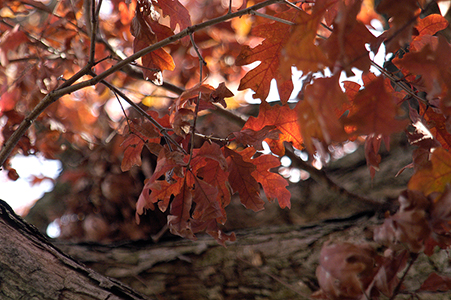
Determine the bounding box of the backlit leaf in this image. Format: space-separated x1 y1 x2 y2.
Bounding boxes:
243 101 302 156
236 9 297 103
408 147 451 195
343 76 408 136
224 147 263 212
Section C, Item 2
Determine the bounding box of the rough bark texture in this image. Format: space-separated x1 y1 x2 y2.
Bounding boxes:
3 198 451 300
0 200 150 300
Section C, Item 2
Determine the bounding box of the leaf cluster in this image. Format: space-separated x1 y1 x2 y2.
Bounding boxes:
3 0 451 298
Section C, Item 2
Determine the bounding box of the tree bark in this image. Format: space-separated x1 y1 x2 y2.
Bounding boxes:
0 200 150 300
3 198 451 300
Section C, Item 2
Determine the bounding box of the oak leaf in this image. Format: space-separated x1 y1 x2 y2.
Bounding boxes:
243 101 302 156
281 8 330 78
236 9 297 103
343 76 408 136
315 242 380 299
298 75 348 153
408 147 451 196
120 118 161 171
240 147 291 209
191 176 223 221
320 0 376 75
154 0 191 31
419 272 451 292
410 14 448 52
167 181 195 240
131 0 175 85
233 125 281 151
224 147 263 212
376 0 419 52
190 218 236 247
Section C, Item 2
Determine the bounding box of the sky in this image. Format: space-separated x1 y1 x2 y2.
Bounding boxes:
0 155 61 215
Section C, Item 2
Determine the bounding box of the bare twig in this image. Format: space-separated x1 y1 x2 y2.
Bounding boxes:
250 10 295 25
0 0 283 166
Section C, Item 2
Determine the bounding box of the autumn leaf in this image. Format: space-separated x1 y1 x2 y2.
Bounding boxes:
236 9 297 103
120 118 161 171
298 75 348 153
131 0 175 85
0 24 29 66
168 180 195 240
419 273 451 292
343 76 408 136
315 243 380 299
408 147 451 196
410 14 448 52
154 0 191 31
245 148 291 209
224 147 263 212
320 0 376 75
233 125 280 151
190 218 236 247
191 176 223 221
243 101 302 156
281 8 330 78
376 0 420 52
416 103 451 151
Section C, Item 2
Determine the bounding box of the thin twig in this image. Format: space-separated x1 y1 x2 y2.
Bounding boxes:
250 10 295 25
0 0 283 166
187 32 206 167
389 252 418 300
97 77 187 154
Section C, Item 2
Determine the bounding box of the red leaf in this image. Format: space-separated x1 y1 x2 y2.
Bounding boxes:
191 176 223 221
233 125 280 151
168 181 195 240
0 25 29 65
131 0 175 84
252 152 291 209
281 8 330 76
190 219 236 247
411 14 448 52
236 10 297 103
298 75 348 153
316 243 380 299
243 101 302 156
320 0 376 74
343 76 408 136
408 147 451 196
154 0 191 31
376 0 420 52
419 272 451 292
224 147 263 212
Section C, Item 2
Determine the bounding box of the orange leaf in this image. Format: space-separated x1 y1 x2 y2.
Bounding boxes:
233 125 280 151
418 103 451 151
298 75 348 153
131 0 175 84
281 8 330 77
242 148 291 209
224 147 263 212
154 0 191 31
168 181 195 240
243 101 302 156
236 9 297 103
191 176 223 221
320 0 376 74
408 147 451 195
411 14 448 52
343 76 408 136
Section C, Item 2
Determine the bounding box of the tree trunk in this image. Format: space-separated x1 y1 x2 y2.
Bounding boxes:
3 199 451 300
